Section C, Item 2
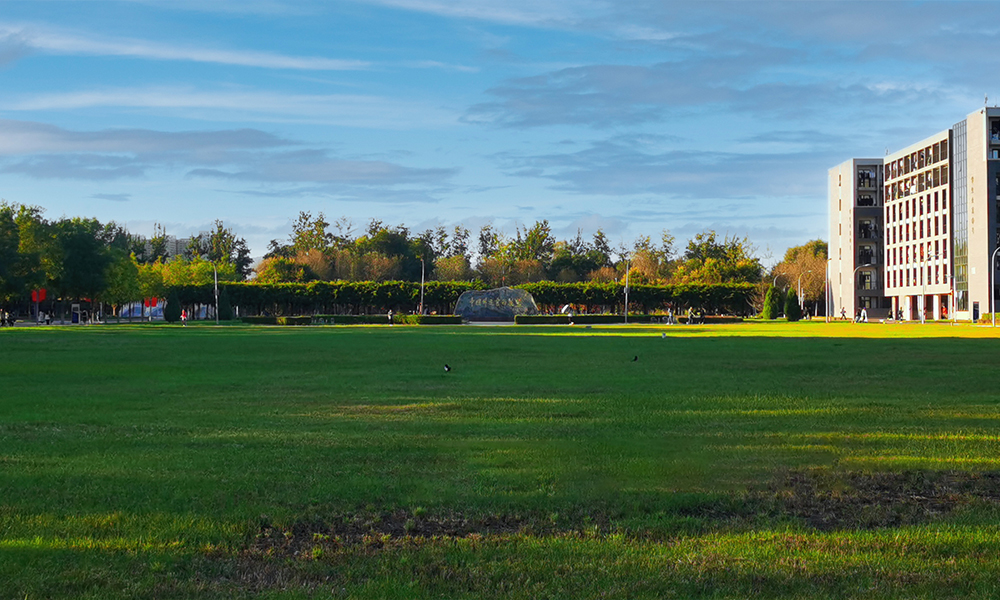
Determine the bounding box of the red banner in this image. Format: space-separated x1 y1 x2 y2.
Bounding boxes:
30 289 46 302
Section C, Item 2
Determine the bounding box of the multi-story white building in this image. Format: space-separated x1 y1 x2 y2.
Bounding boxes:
830 107 1000 321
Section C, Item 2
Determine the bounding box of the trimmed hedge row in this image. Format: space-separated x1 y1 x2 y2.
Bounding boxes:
309 314 464 325
395 315 463 325
513 314 745 325
311 314 390 325
169 280 754 317
518 281 754 315
514 315 571 324
241 316 312 326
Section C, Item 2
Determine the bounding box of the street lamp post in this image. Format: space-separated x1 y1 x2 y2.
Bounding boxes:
213 263 219 325
991 246 1000 327
797 270 812 314
419 258 425 315
623 258 630 324
826 259 831 323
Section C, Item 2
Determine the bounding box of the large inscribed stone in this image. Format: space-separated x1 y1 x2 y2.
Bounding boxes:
454 287 539 321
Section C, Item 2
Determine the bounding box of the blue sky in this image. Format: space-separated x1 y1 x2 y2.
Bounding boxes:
0 1 997 262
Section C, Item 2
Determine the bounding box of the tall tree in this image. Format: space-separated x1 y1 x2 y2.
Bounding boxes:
52 217 112 300
290 211 332 254
0 203 27 303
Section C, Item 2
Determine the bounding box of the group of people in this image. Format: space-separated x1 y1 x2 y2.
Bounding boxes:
840 307 870 323
0 311 14 327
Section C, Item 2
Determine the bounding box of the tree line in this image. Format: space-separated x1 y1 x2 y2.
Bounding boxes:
0 203 827 317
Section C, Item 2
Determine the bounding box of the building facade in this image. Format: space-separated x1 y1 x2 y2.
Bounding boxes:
830 107 1000 322
829 158 888 319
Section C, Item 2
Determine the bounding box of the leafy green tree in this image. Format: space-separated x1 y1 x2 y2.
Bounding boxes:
14 204 58 293
202 220 253 279
290 211 332 254
784 288 802 321
52 217 112 301
136 259 166 303
673 230 763 284
476 224 502 262
142 223 169 263
449 225 470 259
100 252 141 320
0 203 28 303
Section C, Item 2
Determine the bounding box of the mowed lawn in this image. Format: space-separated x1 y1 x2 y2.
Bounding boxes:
3 321 1000 598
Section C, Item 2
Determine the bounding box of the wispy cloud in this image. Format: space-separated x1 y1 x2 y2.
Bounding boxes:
0 23 369 70
92 192 131 202
352 0 604 27
495 134 836 202
0 118 459 202
189 149 457 185
0 30 32 66
0 119 294 155
3 87 460 129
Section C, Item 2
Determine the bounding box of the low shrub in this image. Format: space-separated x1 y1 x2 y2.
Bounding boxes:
276 316 311 326
241 316 311 325
394 315 463 325
311 314 391 325
514 315 571 324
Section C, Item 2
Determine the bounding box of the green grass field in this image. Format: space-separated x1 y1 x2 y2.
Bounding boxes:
3 321 1000 598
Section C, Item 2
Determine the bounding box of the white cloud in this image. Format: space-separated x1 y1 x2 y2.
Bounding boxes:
352 0 605 27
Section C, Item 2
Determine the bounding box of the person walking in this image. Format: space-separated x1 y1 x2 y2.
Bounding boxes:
181 309 187 326
387 309 393 326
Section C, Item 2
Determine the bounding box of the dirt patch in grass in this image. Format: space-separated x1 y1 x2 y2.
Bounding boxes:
768 469 1000 530
246 470 1000 562
251 510 614 558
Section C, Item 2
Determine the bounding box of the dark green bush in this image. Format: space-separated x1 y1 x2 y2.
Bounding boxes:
762 286 779 319
785 289 802 322
164 290 182 323
167 281 755 318
241 316 277 325
217 287 234 321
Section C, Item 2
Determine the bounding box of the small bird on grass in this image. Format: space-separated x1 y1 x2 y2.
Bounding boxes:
444 364 452 372
632 355 638 362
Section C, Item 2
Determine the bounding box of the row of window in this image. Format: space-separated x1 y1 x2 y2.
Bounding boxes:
887 189 948 221
885 167 949 201
886 215 948 245
884 139 949 180
887 264 948 289
887 240 948 267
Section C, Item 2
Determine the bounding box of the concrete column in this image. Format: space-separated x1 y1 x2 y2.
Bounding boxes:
933 295 941 321
904 295 912 321
891 296 898 319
